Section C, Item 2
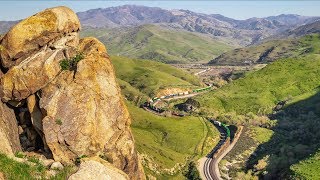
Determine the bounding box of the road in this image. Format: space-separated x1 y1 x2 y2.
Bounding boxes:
200 123 243 180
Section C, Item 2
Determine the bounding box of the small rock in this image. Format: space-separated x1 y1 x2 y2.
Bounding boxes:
18 126 24 135
51 162 64 170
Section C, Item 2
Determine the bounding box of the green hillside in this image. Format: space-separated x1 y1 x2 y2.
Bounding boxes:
128 103 219 179
81 25 234 63
109 56 219 179
111 56 202 104
209 35 316 65
198 34 320 115
194 34 320 178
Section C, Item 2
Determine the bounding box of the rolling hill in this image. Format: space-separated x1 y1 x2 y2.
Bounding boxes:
82 25 234 63
209 34 317 65
110 56 219 179
110 56 203 104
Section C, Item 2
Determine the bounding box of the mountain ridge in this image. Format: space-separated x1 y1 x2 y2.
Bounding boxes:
1 5 319 46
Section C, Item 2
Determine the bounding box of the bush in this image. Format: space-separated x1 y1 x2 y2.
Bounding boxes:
60 52 84 71
60 59 70 70
183 161 201 180
55 119 63 125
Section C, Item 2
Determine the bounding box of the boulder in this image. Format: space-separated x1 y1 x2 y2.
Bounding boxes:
39 37 144 179
0 33 78 102
0 6 80 69
0 101 21 155
50 162 64 170
68 158 128 180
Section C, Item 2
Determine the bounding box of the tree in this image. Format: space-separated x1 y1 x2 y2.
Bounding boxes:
183 161 201 180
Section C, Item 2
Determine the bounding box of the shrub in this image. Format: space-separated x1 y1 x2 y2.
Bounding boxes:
15 151 26 158
75 155 87 165
60 59 70 70
60 52 84 71
183 161 201 180
55 119 63 125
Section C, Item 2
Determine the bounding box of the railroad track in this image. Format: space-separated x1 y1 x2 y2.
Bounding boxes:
202 121 243 180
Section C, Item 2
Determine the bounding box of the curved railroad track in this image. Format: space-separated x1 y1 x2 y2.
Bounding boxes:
202 121 243 180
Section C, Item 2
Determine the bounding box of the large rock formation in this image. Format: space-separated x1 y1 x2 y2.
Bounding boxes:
0 6 144 179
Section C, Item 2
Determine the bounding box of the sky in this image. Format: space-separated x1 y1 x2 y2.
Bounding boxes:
1 1 320 21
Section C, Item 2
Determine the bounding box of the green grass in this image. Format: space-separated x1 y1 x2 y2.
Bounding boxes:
291 151 320 180
111 56 202 100
81 24 234 64
0 153 43 180
0 154 76 180
197 35 320 115
249 126 273 144
209 34 319 65
127 102 219 179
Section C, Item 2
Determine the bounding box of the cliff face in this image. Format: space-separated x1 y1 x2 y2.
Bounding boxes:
0 6 144 179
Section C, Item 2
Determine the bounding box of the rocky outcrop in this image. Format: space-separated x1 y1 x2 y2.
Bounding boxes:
69 157 129 180
39 37 144 179
0 6 80 69
0 6 144 179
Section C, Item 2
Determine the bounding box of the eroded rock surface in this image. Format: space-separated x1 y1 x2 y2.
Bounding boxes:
0 6 145 179
39 38 144 179
0 101 21 155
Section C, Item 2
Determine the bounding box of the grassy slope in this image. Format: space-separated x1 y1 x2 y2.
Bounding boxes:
111 56 219 178
128 103 219 179
111 56 202 102
195 34 320 178
197 34 320 115
209 35 315 65
0 154 74 180
81 24 233 63
291 151 320 180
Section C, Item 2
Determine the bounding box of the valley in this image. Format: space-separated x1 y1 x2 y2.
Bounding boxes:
0 3 319 180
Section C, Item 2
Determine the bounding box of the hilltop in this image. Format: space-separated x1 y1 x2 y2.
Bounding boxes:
81 25 233 63
111 56 202 102
209 34 317 65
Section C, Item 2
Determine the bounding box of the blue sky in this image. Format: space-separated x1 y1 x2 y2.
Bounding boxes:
1 1 320 21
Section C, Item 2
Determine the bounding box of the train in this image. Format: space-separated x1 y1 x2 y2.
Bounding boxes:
142 102 165 113
213 120 230 137
150 86 212 103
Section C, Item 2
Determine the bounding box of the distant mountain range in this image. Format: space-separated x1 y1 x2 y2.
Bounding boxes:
77 5 319 45
1 5 319 46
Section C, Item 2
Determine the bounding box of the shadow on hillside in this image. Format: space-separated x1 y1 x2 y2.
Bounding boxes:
247 91 320 179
